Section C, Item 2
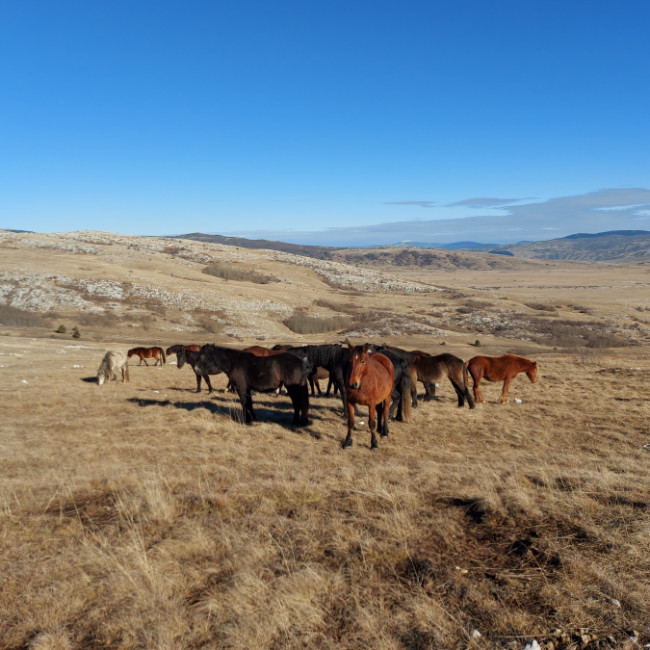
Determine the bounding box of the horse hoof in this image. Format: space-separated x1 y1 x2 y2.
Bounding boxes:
342 439 352 449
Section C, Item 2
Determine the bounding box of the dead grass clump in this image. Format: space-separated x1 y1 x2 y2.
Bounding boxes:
526 302 557 312
283 310 353 335
195 314 226 335
202 263 278 284
0 303 51 328
533 319 628 348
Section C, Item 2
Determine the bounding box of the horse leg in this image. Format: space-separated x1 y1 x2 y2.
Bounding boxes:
194 371 202 393
342 402 355 448
500 376 513 404
473 373 485 404
299 384 310 425
368 404 379 449
239 389 255 424
378 401 389 438
450 379 465 407
389 388 401 421
409 368 418 407
204 374 214 393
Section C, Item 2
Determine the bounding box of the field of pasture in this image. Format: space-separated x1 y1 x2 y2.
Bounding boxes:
1 338 649 649
0 231 649 649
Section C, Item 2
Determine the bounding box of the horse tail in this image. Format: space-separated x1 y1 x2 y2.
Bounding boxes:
161 347 166 364
124 361 130 382
399 373 412 422
462 361 475 409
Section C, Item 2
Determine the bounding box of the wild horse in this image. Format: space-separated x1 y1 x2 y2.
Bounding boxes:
283 344 351 414
97 351 129 385
127 346 166 366
467 354 538 404
196 344 310 426
367 345 413 422
272 344 334 397
385 345 474 409
343 344 394 450
173 344 220 393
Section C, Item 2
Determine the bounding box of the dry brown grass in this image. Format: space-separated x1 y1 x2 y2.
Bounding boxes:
1 231 649 649
1 336 649 649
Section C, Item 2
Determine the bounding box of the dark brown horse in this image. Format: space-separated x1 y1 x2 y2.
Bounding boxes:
467 354 538 404
166 344 201 356
173 345 221 393
127 346 166 366
343 344 394 450
196 345 310 426
385 346 474 408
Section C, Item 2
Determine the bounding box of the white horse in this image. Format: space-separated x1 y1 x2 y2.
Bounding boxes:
97 351 130 385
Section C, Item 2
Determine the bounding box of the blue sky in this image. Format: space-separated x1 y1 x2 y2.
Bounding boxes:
2 0 650 245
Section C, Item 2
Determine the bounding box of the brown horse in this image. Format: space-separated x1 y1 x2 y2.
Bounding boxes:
384 345 473 408
343 344 394 450
127 346 166 366
467 354 538 404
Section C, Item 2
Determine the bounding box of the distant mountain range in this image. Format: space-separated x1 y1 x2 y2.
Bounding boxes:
175 230 650 263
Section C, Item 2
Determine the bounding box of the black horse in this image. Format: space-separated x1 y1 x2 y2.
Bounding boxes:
281 344 352 415
173 345 221 393
196 344 310 426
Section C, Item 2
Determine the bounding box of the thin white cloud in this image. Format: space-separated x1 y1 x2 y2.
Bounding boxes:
225 188 650 247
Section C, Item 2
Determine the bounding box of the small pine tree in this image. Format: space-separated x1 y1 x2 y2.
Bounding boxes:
72 326 81 339
474 339 481 347
56 324 67 334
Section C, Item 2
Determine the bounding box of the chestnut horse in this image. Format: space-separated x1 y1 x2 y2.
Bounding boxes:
467 354 538 404
127 346 166 366
343 344 394 450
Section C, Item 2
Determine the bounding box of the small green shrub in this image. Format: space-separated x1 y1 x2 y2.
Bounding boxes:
72 326 81 339
56 324 67 334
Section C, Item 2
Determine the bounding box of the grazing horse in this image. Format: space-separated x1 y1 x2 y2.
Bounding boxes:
197 345 310 426
127 346 166 366
467 354 538 404
385 345 474 409
413 353 475 409
97 351 129 385
343 344 394 450
174 345 221 393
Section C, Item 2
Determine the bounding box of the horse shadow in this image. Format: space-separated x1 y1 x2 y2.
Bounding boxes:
126 395 321 436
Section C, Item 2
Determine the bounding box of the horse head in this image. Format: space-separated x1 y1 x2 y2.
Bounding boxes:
176 347 187 369
527 361 538 383
348 343 370 389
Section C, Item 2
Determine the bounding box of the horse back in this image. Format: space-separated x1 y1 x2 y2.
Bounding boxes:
469 354 533 381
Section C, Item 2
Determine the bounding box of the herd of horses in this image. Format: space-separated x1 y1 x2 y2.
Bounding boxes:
97 342 538 449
